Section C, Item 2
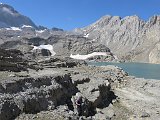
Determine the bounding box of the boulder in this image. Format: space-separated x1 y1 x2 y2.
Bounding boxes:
0 97 21 120
33 48 51 57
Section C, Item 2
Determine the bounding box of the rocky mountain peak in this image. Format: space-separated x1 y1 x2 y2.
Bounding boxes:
0 3 37 28
0 3 19 16
148 15 160 25
97 15 112 22
93 15 121 27
122 15 141 22
96 15 143 27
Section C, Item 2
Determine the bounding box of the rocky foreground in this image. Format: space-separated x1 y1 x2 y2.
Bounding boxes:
0 54 160 120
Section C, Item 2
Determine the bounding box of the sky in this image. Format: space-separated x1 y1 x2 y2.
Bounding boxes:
0 0 160 30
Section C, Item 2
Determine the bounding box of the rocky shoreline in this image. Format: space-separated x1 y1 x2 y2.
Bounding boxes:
0 56 159 120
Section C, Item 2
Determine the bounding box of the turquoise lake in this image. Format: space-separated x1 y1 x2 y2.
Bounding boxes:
88 62 160 80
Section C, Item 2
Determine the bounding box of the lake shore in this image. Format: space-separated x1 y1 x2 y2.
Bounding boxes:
88 61 160 80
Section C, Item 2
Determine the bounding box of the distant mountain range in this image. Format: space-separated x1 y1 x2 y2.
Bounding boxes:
1 3 160 63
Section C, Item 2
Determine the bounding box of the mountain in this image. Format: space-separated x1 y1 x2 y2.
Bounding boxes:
0 3 37 28
1 3 160 63
75 15 160 63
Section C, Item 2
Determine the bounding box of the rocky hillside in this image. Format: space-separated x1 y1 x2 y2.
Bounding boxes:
0 29 115 61
75 15 160 63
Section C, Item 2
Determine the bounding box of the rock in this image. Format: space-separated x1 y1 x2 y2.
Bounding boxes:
26 37 47 46
0 48 28 72
71 66 119 114
94 112 111 120
140 112 150 118
149 43 160 63
33 48 51 57
9 74 15 77
0 98 21 120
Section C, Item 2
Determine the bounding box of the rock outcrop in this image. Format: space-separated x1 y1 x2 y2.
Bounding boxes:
149 43 160 63
0 74 77 120
0 49 28 72
33 49 52 57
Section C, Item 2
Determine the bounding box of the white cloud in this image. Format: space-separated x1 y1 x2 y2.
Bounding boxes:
2 7 14 15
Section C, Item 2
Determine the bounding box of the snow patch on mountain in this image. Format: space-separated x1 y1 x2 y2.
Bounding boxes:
22 25 33 28
36 29 46 33
6 27 22 31
33 44 56 56
70 52 108 60
84 33 89 38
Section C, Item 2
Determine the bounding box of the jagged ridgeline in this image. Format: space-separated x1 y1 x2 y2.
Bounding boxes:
75 15 160 63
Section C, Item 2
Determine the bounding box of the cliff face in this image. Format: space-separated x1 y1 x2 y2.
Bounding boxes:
76 15 160 63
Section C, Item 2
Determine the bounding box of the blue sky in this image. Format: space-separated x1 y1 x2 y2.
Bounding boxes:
0 0 160 30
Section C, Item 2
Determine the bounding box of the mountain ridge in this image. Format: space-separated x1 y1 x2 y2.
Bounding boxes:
1 3 160 63
75 14 160 63
0 3 37 28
